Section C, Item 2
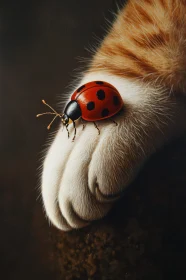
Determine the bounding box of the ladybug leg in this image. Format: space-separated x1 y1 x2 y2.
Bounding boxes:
81 118 86 131
72 121 77 142
65 124 70 138
93 122 100 135
110 117 118 126
61 123 64 132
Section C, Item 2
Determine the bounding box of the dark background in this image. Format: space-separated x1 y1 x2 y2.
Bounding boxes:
1 1 186 280
0 0 117 279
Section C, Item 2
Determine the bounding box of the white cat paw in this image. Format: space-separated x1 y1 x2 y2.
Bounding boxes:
42 113 129 231
41 74 180 231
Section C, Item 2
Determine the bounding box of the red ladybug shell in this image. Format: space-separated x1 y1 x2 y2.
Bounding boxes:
71 81 123 121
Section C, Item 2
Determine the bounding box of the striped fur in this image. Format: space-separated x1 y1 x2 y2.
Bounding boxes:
89 0 186 92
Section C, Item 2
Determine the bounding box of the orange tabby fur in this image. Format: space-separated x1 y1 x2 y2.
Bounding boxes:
89 0 186 92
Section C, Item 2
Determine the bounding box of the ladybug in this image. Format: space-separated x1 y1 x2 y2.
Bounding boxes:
37 81 123 141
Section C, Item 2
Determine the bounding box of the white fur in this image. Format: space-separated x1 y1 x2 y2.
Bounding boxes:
41 72 186 231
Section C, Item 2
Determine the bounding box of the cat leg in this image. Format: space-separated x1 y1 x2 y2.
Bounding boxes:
41 0 186 230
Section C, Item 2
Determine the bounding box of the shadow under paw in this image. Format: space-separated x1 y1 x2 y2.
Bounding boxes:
49 134 186 280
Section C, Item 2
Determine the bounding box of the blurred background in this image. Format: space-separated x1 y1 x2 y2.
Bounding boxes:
1 1 186 280
0 0 117 278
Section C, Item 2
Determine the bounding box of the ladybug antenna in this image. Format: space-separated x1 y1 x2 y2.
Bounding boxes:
36 100 62 130
46 114 59 130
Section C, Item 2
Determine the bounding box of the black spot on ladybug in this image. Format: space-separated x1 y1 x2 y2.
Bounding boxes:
113 95 120 106
95 81 104 85
96 89 105 100
77 85 85 93
101 108 109 117
87 101 95 111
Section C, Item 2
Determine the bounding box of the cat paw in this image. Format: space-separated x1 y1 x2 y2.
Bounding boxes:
41 74 178 231
42 115 128 230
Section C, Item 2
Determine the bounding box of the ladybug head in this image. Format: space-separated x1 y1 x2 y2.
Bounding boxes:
61 114 71 125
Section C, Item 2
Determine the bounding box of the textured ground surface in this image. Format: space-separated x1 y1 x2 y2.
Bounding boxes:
50 135 186 280
1 1 186 279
